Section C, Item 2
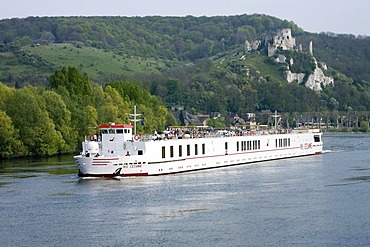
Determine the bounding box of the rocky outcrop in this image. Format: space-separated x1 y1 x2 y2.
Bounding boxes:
248 28 335 91
286 71 305 84
305 67 334 91
286 60 334 91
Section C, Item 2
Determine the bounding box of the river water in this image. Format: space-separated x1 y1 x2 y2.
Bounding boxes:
1 133 370 247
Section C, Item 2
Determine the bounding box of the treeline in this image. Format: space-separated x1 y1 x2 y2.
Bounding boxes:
136 56 370 114
0 67 173 158
0 15 301 61
296 32 370 82
2 15 370 81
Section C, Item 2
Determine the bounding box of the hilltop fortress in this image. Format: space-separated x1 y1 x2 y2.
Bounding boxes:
246 28 334 91
267 28 296 57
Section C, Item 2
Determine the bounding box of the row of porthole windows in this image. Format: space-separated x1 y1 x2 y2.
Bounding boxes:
167 163 206 171
236 140 261 152
121 162 147 165
162 144 206 159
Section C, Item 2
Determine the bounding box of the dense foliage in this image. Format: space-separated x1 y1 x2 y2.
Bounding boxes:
0 67 171 158
0 15 302 60
296 32 370 82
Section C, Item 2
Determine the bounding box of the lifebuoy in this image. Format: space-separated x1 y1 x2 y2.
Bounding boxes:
134 135 140 141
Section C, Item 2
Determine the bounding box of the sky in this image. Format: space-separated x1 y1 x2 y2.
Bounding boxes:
1 0 369 36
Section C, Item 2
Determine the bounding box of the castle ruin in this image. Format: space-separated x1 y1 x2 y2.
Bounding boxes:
268 28 296 57
246 28 334 91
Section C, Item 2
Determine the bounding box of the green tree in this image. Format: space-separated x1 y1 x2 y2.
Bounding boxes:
5 87 65 155
0 83 15 111
49 66 93 105
42 90 77 153
360 121 369 132
83 105 99 135
0 110 24 158
207 118 226 129
166 79 180 105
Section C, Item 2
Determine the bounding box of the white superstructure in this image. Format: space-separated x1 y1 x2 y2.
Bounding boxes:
74 123 323 177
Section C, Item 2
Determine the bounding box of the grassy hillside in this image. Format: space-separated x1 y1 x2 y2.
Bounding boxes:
0 51 38 77
0 43 179 86
214 52 288 84
22 43 170 82
243 53 287 83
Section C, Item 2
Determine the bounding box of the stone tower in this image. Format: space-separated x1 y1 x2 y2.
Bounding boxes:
309 41 313 56
268 28 296 57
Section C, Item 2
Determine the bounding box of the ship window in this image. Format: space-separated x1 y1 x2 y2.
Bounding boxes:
202 143 205 155
258 140 260 149
195 144 198 155
109 129 115 134
116 129 123 134
179 145 182 157
187 144 190 156
237 142 239 152
101 129 108 134
138 150 143 155
288 138 290 146
127 129 130 133
162 146 165 159
124 129 128 133
314 135 320 142
170 146 174 158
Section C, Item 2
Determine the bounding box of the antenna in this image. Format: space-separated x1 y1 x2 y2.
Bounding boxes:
129 105 141 135
271 110 281 130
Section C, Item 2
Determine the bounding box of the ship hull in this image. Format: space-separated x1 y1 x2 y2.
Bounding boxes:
75 131 323 177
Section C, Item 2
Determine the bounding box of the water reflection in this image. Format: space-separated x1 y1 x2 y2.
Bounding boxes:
345 176 370 182
0 155 76 177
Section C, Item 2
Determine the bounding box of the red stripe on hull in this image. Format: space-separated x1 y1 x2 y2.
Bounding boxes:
78 172 148 178
79 151 323 178
93 158 119 161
